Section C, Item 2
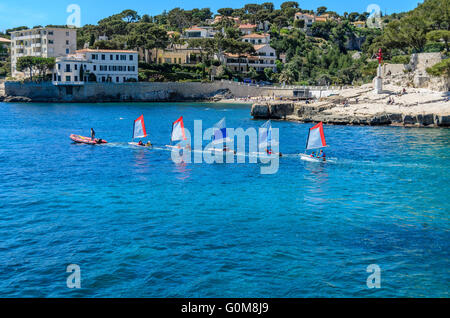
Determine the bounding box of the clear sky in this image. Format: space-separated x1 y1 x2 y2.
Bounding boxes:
0 0 421 31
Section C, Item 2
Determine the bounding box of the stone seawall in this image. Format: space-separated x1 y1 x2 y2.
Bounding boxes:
3 81 344 103
251 102 450 127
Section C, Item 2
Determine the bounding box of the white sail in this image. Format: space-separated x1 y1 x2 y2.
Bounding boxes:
306 122 327 150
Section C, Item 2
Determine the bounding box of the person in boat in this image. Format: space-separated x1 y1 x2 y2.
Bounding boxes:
267 148 283 157
91 128 95 141
146 141 152 147
96 139 103 144
310 151 316 158
317 150 326 161
138 140 144 146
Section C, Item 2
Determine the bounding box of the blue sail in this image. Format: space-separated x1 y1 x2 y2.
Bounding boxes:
212 118 231 144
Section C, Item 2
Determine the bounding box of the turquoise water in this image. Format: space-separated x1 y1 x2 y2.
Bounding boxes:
0 102 448 298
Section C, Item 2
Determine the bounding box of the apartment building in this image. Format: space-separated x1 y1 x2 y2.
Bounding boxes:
222 44 277 73
10 27 77 77
52 49 138 85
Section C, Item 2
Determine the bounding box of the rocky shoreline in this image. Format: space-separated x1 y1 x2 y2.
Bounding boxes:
251 84 450 127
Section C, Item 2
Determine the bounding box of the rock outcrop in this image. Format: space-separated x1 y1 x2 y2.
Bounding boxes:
251 97 450 127
3 96 32 103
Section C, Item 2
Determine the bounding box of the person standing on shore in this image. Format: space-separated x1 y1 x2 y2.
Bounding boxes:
91 128 95 141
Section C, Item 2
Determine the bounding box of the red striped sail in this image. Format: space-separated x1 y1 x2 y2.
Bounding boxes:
306 122 327 150
133 115 147 139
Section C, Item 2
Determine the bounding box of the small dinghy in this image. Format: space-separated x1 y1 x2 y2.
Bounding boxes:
166 116 191 150
129 115 152 147
206 118 235 155
70 134 107 145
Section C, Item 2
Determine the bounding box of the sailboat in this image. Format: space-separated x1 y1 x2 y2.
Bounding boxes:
166 116 190 150
129 115 152 147
208 118 235 155
300 122 328 162
258 120 282 157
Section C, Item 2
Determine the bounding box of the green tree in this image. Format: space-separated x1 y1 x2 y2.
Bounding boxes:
217 8 235 17
16 56 35 80
427 30 450 52
316 7 327 16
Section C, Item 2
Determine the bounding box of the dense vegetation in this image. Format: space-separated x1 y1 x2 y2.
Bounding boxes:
2 0 449 83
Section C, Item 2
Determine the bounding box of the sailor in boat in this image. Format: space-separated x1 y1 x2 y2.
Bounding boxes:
266 147 282 157
317 149 326 161
91 128 95 141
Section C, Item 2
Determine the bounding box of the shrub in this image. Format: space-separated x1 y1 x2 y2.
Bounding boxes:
426 59 450 77
391 55 410 64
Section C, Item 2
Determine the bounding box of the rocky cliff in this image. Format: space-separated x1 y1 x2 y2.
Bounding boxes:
251 84 450 127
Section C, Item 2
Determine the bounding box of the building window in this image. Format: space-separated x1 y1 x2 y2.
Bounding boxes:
66 76 71 82
66 32 70 36
93 65 96 71
74 76 78 81
101 54 105 60
58 64 61 70
48 40 54 44
116 55 119 60
116 77 119 82
66 49 69 54
129 55 133 61
110 55 113 60
65 64 71 72
75 64 78 70
48 31 54 35
66 40 69 45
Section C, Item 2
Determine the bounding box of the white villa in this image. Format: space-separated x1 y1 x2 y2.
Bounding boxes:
182 26 217 39
52 49 138 85
294 13 316 29
239 24 257 35
222 44 277 73
10 27 77 78
242 33 270 45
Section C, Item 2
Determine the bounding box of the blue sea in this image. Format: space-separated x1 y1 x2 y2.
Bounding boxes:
0 102 448 298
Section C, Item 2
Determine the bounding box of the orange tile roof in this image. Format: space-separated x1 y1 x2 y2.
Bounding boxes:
242 33 269 39
295 12 315 18
76 49 137 53
0 37 11 43
239 24 257 29
253 44 269 51
185 26 206 31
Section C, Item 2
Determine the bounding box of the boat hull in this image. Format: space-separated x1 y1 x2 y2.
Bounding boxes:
70 134 107 145
300 153 326 162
